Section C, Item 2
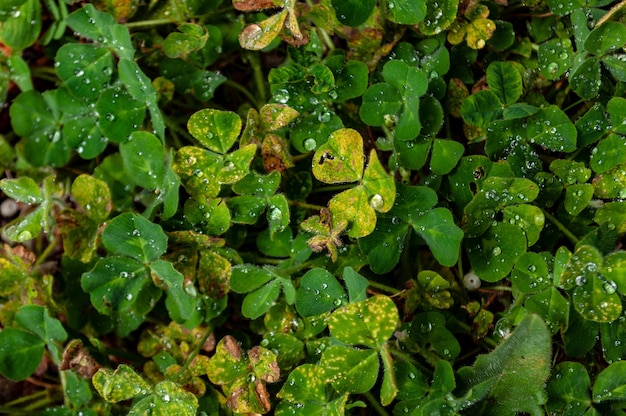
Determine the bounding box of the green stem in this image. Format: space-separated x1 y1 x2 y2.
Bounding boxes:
33 238 57 269
542 208 580 244
4 389 49 407
124 19 175 29
367 279 401 295
224 79 262 110
247 52 267 104
287 200 326 211
175 327 213 382
363 391 390 416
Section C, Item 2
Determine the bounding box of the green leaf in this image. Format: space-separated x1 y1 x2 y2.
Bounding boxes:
570 57 601 99
430 139 465 175
328 295 398 349
129 381 198 416
81 256 159 317
0 0 40 51
584 21 626 56
173 146 222 202
456 314 552 415
296 268 347 316
510 252 551 294
96 88 146 143
590 134 626 173
382 60 428 140
362 150 396 213
331 0 375 26
384 0 425 25
233 171 281 197
321 346 379 394
0 177 42 204
312 128 364 184
239 10 287 50
328 58 369 101
118 59 165 141
546 362 591 414
63 168 97 222
55 44 114 101
101 212 167 262
188 109 242 154
486 61 522 105
360 83 403 128
413 208 464 267
526 287 570 333
92 364 151 402
242 280 281 319
0 328 44 381
120 132 164 189
3 206 45 242
228 195 267 224
593 361 626 402
564 184 593 216
502 204 544 246
206 336 249 385
358 217 407 274
14 305 67 359
342 267 369 303
231 265 276 293
218 144 256 184
267 194 290 235
607 97 626 135
419 0 457 35
467 222 527 282
150 259 194 322
277 363 326 403
408 312 460 360
538 38 573 80
9 90 69 167
460 90 503 127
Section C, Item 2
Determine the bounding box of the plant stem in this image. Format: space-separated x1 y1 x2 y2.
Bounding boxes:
33 238 57 269
247 52 267 104
224 79 262 110
175 327 213 382
542 208 580 244
363 391 390 416
367 279 401 295
124 19 174 29
287 200 325 211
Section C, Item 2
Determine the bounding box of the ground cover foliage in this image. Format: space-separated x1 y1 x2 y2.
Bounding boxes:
1 0 626 414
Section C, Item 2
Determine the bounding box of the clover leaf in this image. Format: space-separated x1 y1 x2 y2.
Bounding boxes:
360 183 463 272
360 60 428 141
206 336 280 414
312 128 395 238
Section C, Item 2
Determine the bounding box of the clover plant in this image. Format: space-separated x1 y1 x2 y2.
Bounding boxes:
1 0 626 415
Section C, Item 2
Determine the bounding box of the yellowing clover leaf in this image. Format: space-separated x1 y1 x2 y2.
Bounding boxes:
312 129 395 238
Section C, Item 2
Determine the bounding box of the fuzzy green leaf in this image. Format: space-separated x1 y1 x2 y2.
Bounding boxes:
456 314 552 415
